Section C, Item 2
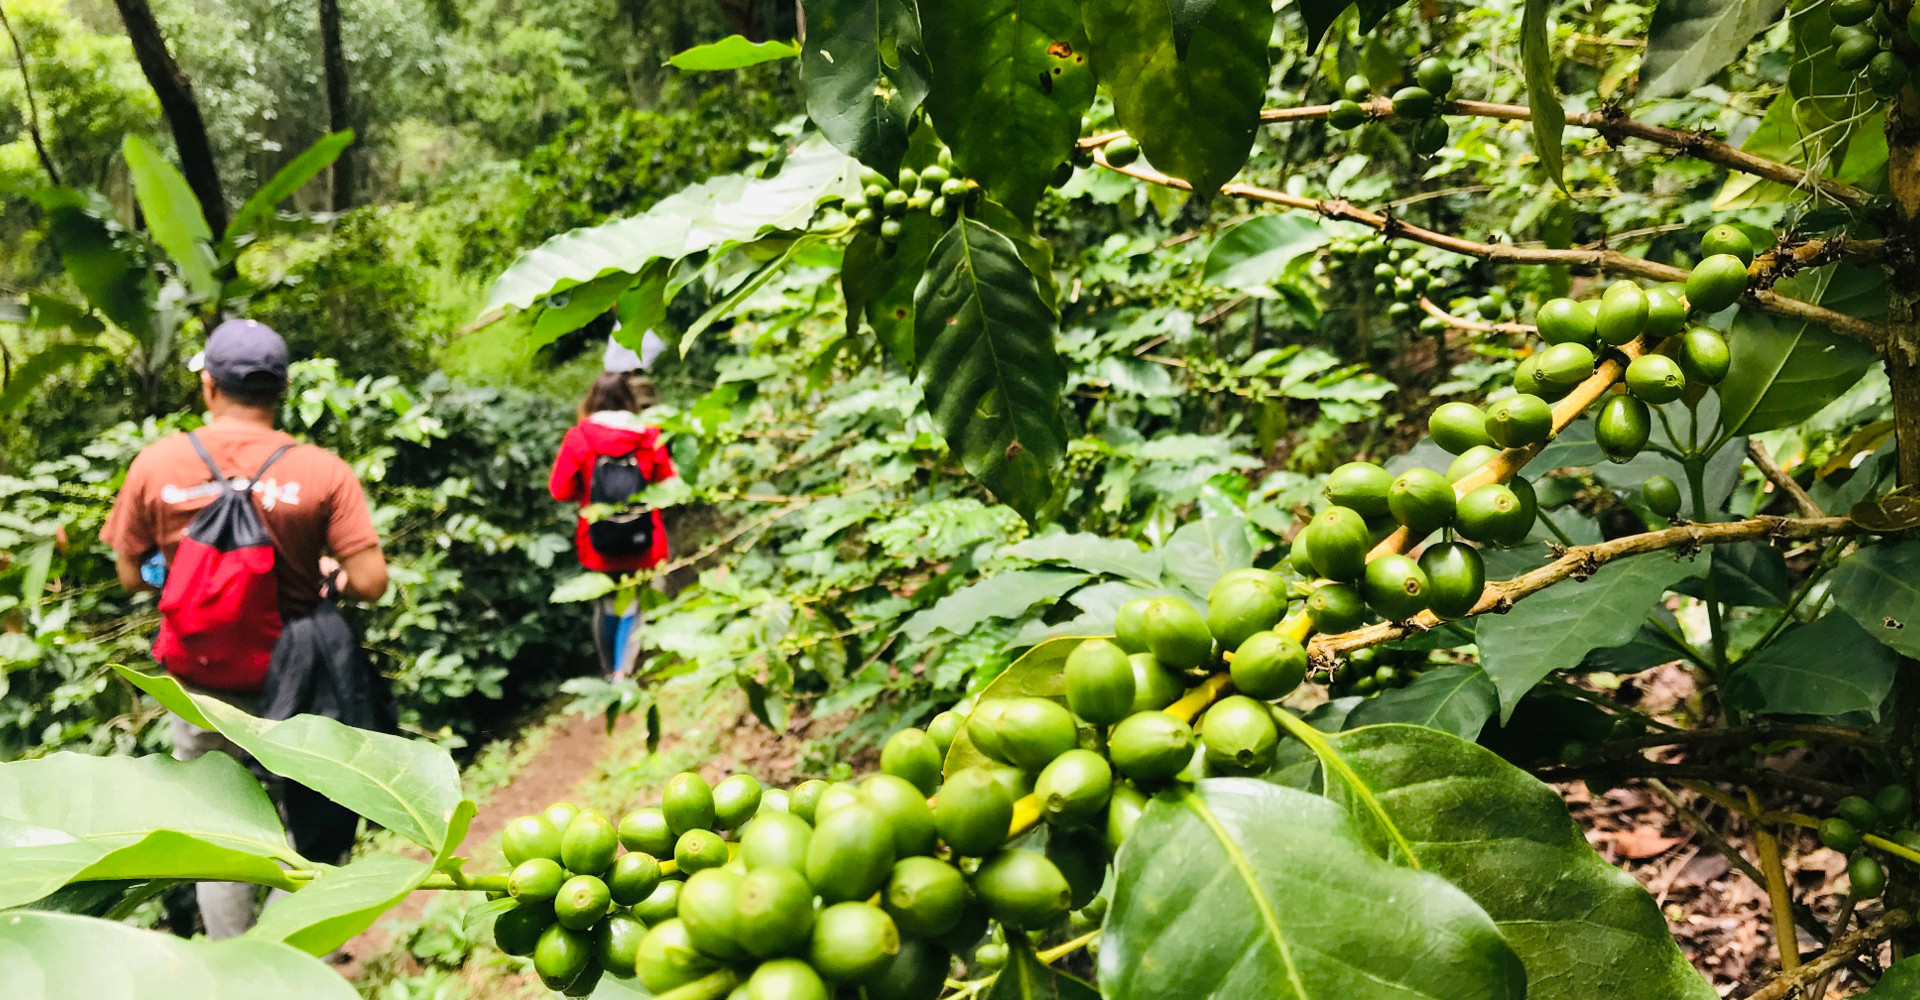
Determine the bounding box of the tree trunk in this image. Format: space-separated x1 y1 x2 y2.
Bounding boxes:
318 0 354 211
112 0 226 235
0 0 59 185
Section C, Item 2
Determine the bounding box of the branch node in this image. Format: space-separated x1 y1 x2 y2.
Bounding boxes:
1569 551 1602 582
1545 541 1569 559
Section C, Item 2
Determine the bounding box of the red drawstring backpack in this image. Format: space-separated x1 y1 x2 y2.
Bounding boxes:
153 432 294 691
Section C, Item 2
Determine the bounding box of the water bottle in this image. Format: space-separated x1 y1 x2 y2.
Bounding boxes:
140 550 167 588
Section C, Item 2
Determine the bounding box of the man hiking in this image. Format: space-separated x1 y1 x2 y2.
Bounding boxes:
100 319 388 938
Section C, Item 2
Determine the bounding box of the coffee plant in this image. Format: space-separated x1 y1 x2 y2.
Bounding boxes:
10 0 1920 996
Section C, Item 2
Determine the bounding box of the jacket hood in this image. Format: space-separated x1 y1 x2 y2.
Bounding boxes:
576 417 658 456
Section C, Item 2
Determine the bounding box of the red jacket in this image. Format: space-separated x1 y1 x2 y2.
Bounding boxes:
548 417 674 572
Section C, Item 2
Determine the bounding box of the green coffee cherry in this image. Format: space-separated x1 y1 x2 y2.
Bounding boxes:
881 728 946 796
1643 475 1682 519
1108 710 1197 783
1200 696 1280 773
1387 467 1456 537
1363 553 1430 621
1625 354 1687 404
1430 401 1495 454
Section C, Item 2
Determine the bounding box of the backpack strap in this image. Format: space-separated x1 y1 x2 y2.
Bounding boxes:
186 431 228 484
250 444 296 482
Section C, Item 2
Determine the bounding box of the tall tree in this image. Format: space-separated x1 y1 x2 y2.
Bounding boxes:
318 0 354 210
111 0 225 234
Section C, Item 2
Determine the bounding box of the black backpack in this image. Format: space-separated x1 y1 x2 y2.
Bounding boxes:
587 449 656 556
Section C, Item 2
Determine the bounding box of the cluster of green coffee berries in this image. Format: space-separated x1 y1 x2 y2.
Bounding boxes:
1327 57 1455 155
1817 784 1918 901
1824 0 1916 98
846 148 979 245
1323 237 1442 325
1326 645 1439 698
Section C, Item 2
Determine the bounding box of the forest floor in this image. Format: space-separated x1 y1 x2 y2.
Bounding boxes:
345 667 1869 999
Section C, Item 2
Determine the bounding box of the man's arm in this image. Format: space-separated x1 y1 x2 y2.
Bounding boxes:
114 551 156 594
331 547 388 603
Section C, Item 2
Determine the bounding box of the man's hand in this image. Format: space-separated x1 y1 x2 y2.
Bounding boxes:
114 552 157 594
329 549 389 603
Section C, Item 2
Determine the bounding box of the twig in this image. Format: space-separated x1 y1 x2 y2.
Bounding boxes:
1536 762 1854 802
1417 296 1537 335
1748 440 1824 518
1646 780 1770 887
1309 515 1862 661
1807 892 1859 1000
0 0 59 185
1087 149 1889 349
1594 722 1880 758
1751 788 1803 974
1746 910 1914 1000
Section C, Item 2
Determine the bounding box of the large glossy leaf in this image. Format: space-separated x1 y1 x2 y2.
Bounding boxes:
669 35 799 70
1861 956 1920 998
1827 540 1920 659
1639 0 1787 98
1322 726 1718 1000
900 569 1090 640
1002 532 1162 583
0 911 356 1000
248 853 433 956
800 0 926 177
944 636 1088 775
1520 0 1566 192
988 939 1100 999
115 667 465 854
843 214 935 364
0 754 300 908
1478 553 1701 719
1719 265 1883 435
1099 779 1526 1000
912 219 1067 522
1669 542 1789 608
483 137 852 315
26 188 156 337
1202 215 1328 294
1160 505 1253 595
1298 0 1415 49
920 0 1093 221
122 135 218 298
224 130 354 248
1081 0 1272 193
1345 664 1499 741
1726 612 1896 719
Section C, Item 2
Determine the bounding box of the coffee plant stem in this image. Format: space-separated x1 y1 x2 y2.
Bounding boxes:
1645 780 1771 890
1416 295 1536 335
1749 789 1802 972
1535 762 1852 801
1683 458 1733 675
1313 515 1861 662
1865 832 1920 870
1597 723 1882 757
1806 890 1859 1000
1240 99 1876 208
1747 910 1916 1000
1269 706 1421 864
99 878 177 922
1037 929 1102 964
1087 147 1889 346
1746 441 1824 519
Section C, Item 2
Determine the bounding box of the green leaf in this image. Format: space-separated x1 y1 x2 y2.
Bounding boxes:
1299 0 1413 49
0 754 301 908
1718 265 1883 435
988 938 1101 999
1860 956 1920 998
0 344 106 415
1082 0 1272 193
1712 4 1864 209
1002 532 1162 583
1639 0 1787 98
669 35 800 70
113 668 465 855
27 188 157 337
528 271 633 350
248 853 434 956
920 0 1094 220
24 294 102 334
1478 553 1701 719
912 219 1068 522
683 235 828 349
1202 216 1329 294
223 130 354 249
552 572 619 604
1160 505 1253 595
1323 725 1719 1000
1726 612 1896 719
843 218 934 364
1344 664 1499 741
121 135 219 299
483 137 851 315
1099 779 1525 1000
1670 542 1789 608
800 0 927 177
901 569 1090 640
1827 540 1920 659
0 911 358 999
943 636 1088 775
1521 0 1567 193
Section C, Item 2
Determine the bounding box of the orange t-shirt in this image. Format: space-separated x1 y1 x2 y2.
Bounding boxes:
100 421 381 621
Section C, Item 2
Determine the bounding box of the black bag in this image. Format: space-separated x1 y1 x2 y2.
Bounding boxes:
586 450 655 557
261 601 397 862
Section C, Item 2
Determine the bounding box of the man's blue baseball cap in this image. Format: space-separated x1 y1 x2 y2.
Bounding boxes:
189 319 289 391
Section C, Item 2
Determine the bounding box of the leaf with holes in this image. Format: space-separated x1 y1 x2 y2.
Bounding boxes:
912 219 1067 522
1827 540 1920 659
1639 0 1787 98
1082 0 1272 193
1321 725 1718 1000
1099 779 1525 999
1521 0 1567 193
801 0 927 177
920 0 1094 221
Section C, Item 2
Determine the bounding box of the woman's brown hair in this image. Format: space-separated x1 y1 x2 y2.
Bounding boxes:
578 372 639 420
